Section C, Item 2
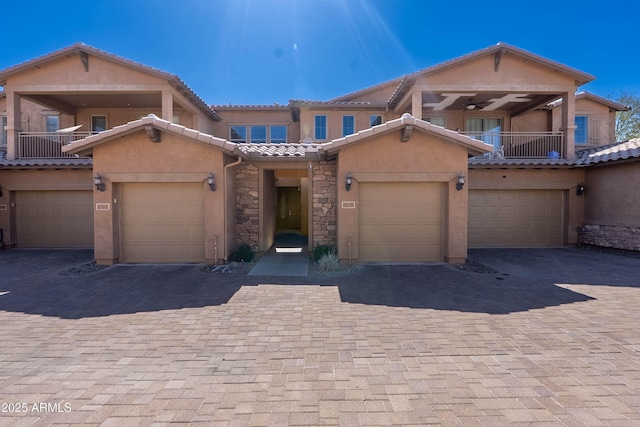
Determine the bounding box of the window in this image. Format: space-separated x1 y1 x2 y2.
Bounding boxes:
231 125 288 143
250 126 267 144
91 115 107 133
45 115 60 133
1 116 6 146
230 126 247 143
370 115 383 127
424 117 445 128
314 115 327 140
575 116 588 144
270 126 287 143
466 117 501 149
342 115 355 137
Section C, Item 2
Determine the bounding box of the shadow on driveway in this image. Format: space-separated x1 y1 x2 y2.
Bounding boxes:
0 248 622 318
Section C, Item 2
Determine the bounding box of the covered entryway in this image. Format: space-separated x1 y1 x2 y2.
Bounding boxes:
468 189 563 247
358 182 444 262
120 182 205 263
16 190 94 248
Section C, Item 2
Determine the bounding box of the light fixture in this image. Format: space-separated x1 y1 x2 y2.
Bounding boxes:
456 173 465 191
576 183 585 196
345 173 353 191
93 174 106 192
207 173 216 192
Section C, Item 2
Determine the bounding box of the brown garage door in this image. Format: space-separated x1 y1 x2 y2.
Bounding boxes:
468 189 563 248
120 183 205 263
16 191 94 248
358 182 443 262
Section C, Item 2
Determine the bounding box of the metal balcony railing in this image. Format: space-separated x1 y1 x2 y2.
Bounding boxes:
463 132 565 159
17 132 93 159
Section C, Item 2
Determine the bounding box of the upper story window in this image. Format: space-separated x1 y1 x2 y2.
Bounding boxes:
314 115 327 140
91 115 107 133
466 117 501 149
1 116 6 146
45 115 60 133
370 115 383 126
575 116 588 144
230 126 247 143
231 125 288 143
342 115 355 137
270 126 287 143
424 117 445 128
251 126 267 144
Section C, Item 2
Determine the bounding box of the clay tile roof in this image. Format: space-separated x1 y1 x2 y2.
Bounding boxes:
234 143 320 159
548 91 630 111
0 158 93 168
576 139 640 165
468 158 576 167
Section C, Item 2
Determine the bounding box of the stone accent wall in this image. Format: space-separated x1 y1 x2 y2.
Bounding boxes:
312 160 337 248
578 224 640 251
235 163 260 251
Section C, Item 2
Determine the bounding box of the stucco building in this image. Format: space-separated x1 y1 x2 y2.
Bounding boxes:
0 43 638 265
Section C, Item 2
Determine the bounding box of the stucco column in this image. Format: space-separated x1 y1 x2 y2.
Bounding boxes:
560 91 576 160
5 91 21 160
161 90 174 122
411 91 422 119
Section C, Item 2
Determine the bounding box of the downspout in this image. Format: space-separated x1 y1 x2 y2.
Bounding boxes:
223 156 243 261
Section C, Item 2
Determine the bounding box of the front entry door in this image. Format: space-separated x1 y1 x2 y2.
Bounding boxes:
276 187 301 230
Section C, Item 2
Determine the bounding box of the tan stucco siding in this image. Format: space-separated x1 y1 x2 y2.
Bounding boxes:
421 53 578 88
584 162 640 227
298 108 387 142
552 98 616 147
337 131 469 263
8 55 168 87
212 109 298 142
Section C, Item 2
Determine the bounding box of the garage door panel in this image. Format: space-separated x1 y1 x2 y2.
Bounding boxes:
16 191 94 248
468 189 563 248
358 182 443 263
120 183 204 263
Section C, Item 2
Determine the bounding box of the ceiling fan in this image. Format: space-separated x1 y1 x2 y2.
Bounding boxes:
464 98 488 110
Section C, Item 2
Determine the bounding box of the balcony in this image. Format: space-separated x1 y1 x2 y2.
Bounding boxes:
463 132 565 159
17 132 93 159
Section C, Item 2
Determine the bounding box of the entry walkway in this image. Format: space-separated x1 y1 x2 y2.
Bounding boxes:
248 232 309 276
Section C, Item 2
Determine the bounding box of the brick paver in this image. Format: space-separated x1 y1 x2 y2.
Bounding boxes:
1 248 639 426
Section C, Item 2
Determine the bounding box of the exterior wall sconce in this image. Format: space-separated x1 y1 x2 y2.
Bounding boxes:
456 173 465 191
207 173 216 192
345 173 353 191
93 175 106 192
576 183 585 196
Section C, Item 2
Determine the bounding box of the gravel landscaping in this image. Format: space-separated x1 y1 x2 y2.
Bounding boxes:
452 259 499 274
201 261 257 274
58 261 109 275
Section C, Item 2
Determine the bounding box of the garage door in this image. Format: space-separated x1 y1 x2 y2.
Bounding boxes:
16 191 94 248
468 190 563 248
120 183 205 263
358 182 443 262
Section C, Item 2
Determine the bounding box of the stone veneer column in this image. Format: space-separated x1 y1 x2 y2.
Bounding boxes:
235 163 260 251
312 161 337 248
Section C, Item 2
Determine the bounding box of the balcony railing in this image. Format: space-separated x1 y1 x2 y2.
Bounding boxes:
17 132 93 159
463 132 564 159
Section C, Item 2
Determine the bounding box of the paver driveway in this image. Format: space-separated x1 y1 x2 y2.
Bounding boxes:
1 248 639 426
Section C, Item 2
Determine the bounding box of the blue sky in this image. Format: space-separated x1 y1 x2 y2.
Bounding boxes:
2 0 638 105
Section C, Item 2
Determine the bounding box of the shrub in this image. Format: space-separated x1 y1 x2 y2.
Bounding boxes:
228 243 255 262
313 244 335 262
316 250 340 272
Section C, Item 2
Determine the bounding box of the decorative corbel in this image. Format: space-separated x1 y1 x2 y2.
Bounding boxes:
77 50 89 72
145 125 161 142
401 125 413 142
494 48 505 72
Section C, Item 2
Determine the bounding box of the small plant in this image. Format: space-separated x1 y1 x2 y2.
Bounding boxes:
313 244 335 262
228 243 255 262
316 250 339 272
